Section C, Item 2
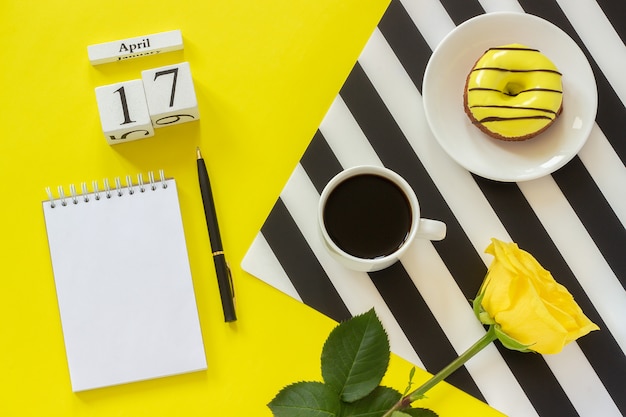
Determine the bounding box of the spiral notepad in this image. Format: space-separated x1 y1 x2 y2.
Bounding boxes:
43 171 206 392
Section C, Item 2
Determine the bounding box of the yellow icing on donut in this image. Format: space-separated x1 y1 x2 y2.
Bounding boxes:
466 43 563 139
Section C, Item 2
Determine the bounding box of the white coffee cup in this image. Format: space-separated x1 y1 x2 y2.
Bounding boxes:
318 165 446 272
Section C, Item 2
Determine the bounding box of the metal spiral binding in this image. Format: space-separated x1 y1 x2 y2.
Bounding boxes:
115 177 123 197
57 186 67 206
137 173 145 193
160 169 167 189
45 170 167 209
45 187 56 209
92 180 101 200
81 182 89 202
103 178 111 199
126 175 134 195
69 184 78 205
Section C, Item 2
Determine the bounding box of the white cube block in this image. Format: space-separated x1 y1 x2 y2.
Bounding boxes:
95 79 155 145
141 62 200 127
87 30 184 65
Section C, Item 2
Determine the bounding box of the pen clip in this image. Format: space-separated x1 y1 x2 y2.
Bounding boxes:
226 261 235 301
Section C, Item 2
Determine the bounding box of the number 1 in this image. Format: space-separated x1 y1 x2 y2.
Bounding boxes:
113 86 135 125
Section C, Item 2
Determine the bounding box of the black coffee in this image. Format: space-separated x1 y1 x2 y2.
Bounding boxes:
323 173 412 259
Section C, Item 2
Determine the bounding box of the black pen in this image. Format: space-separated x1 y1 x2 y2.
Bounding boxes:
196 147 236 322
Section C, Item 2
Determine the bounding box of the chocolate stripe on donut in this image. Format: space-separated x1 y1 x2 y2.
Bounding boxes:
469 87 563 95
477 115 553 123
471 67 563 75
488 46 539 52
470 105 558 115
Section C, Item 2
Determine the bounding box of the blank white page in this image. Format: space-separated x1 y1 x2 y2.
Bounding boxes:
43 177 206 392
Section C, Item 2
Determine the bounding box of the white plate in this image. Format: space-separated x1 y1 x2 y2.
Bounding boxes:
422 12 597 182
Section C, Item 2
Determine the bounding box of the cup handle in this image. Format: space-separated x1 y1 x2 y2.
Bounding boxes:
416 218 447 241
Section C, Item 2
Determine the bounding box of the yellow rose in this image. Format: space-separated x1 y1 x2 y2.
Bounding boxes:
475 238 599 354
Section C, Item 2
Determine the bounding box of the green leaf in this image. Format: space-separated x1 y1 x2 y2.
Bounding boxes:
321 309 390 403
471 290 484 320
339 386 401 417
268 381 341 417
472 292 496 325
402 367 416 396
493 325 534 353
390 412 411 417
400 408 438 417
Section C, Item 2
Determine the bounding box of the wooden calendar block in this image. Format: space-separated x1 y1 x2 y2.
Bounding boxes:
88 30 184 65
141 62 200 128
95 79 155 145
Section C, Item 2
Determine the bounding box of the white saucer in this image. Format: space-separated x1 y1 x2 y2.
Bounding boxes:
422 12 597 182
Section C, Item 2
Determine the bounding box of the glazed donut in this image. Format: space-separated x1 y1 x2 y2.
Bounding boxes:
463 43 563 141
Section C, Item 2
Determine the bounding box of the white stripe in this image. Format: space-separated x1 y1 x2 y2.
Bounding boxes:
557 0 626 108
518 177 626 353
241 233 302 302
280 163 424 367
358 27 539 417
578 124 626 228
319 96 382 167
398 0 455 50
543 343 622 417
478 0 524 13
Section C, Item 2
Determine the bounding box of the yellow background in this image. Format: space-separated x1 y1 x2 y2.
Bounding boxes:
0 1 503 415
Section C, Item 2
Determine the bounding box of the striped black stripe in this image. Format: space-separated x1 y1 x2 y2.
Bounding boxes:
300 129 484 400
552 158 626 290
300 117 486 398
301 128 485 400
475 175 626 415
375 2 604 414
372 1 489 298
595 0 626 45
509 4 626 412
370 264 484 401
518 0 626 164
378 3 626 412
439 0 484 25
339 62 487 299
337 62 488 397
339 57 577 416
261 198 351 322
496 347 579 416
300 130 343 194
378 0 431 93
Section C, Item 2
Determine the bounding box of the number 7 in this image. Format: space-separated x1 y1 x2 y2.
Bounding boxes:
153 67 179 107
141 62 199 127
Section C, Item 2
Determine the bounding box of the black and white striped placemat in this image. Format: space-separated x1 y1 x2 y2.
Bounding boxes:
242 1 626 416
